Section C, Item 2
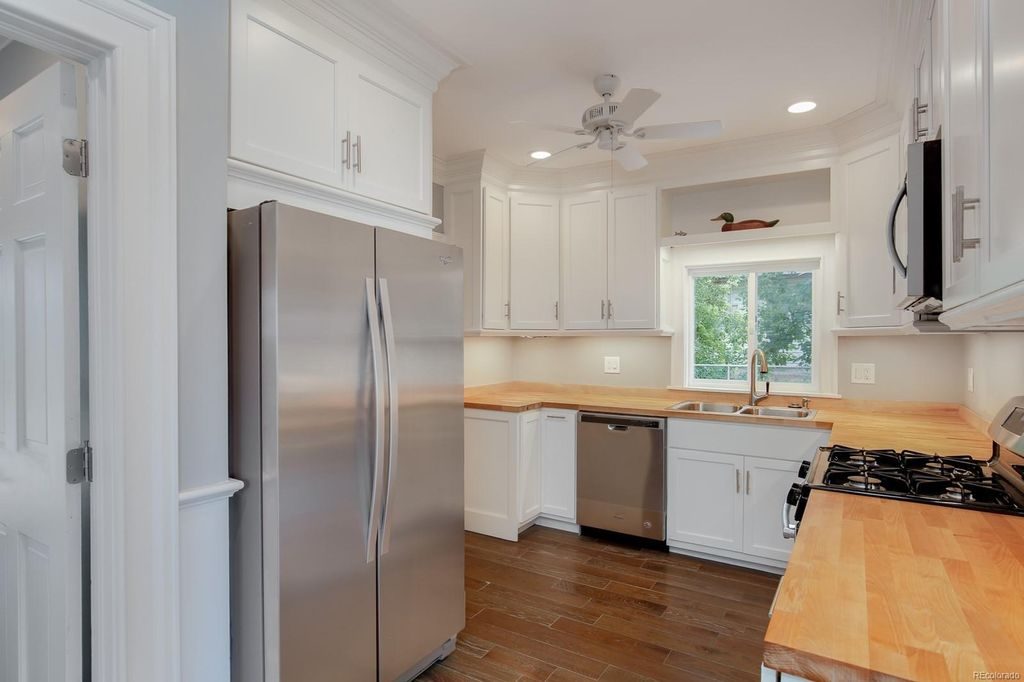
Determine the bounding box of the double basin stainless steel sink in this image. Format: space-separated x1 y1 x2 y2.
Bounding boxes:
667 401 815 420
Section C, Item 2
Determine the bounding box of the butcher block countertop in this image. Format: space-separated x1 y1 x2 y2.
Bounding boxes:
464 382 992 457
764 491 1024 681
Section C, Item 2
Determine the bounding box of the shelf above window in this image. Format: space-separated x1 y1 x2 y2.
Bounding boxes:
660 221 837 248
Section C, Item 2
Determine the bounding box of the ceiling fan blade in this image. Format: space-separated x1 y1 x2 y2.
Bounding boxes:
633 120 723 140
612 144 648 171
510 120 587 135
527 138 596 166
611 88 660 125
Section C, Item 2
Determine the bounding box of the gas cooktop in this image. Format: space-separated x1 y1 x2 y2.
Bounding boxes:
802 444 1024 515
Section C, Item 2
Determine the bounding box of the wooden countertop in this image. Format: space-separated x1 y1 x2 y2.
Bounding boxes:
764 491 1024 681
464 382 992 457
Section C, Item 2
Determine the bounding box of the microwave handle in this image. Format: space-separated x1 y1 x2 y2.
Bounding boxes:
887 176 908 278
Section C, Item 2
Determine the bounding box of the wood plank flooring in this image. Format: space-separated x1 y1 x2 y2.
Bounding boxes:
417 527 779 682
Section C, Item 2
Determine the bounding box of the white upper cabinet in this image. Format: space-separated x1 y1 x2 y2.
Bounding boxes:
230 0 437 215
231 0 348 187
608 187 658 329
562 191 609 329
509 193 560 329
481 186 510 330
348 62 431 211
982 0 1024 298
837 136 907 327
941 0 986 309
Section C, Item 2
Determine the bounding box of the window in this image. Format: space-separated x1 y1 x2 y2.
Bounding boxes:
689 264 816 391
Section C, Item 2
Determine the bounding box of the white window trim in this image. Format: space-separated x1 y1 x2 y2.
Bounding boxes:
666 235 840 397
684 261 821 394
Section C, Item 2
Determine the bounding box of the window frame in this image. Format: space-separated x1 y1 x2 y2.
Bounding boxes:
684 258 822 394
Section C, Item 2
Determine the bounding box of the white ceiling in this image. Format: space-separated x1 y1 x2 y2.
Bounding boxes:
389 0 893 168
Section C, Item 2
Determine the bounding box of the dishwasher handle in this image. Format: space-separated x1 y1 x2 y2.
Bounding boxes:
578 412 664 430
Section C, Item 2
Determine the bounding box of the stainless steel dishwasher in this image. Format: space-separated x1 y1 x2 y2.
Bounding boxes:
576 412 666 541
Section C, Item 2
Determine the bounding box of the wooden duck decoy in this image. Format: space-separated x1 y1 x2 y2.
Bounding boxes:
711 212 780 232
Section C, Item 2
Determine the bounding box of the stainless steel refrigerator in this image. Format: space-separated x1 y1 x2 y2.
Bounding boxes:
228 202 465 682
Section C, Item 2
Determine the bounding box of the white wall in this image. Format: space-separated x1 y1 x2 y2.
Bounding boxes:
964 333 1024 419
466 333 984 405
465 336 515 385
0 40 59 100
836 335 965 402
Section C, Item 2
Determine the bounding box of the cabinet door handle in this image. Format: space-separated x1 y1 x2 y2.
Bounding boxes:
836 291 845 315
342 131 352 170
735 469 741 494
505 301 510 319
601 300 605 320
607 300 613 319
952 185 981 263
554 301 559 321
913 96 929 141
546 415 566 420
892 267 896 295
353 134 363 173
746 470 751 495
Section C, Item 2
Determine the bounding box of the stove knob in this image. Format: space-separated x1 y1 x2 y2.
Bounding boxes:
786 483 804 506
798 460 811 478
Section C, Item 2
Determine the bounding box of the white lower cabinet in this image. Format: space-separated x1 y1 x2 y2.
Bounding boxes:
518 411 542 523
539 409 577 521
667 449 744 552
465 408 577 541
667 419 828 569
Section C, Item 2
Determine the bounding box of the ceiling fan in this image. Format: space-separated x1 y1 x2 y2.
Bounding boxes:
514 74 723 171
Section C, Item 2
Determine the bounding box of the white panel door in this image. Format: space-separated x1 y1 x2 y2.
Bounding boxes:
464 410 518 541
518 411 542 524
742 457 799 562
666 448 743 552
0 63 83 682
983 0 1024 297
942 0 986 308
607 187 657 329
509 193 560 330
481 186 509 329
348 62 431 213
230 0 348 187
839 136 905 327
539 409 576 521
561 191 608 329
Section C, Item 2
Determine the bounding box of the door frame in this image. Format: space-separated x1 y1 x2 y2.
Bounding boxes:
0 2 179 681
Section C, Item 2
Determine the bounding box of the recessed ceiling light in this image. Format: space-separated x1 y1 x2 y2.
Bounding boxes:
787 101 817 114
530 150 551 160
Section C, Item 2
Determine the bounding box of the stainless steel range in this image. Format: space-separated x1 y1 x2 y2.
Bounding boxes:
784 396 1024 538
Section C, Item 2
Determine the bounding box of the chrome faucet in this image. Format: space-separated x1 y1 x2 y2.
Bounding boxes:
749 349 770 405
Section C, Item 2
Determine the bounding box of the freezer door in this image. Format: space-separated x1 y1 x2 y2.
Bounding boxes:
375 229 465 681
261 203 379 681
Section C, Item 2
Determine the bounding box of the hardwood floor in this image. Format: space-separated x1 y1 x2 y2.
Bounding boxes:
417 526 779 682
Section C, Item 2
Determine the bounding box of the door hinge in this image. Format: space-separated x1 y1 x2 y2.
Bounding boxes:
62 138 89 177
66 441 93 484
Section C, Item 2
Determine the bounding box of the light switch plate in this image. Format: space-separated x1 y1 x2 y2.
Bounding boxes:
851 363 876 385
604 356 620 374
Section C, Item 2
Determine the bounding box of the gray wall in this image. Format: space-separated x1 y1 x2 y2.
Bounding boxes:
836 335 966 402
964 332 1024 419
142 0 230 491
0 40 59 99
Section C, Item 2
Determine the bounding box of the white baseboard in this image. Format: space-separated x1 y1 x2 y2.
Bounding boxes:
531 516 580 534
668 544 785 574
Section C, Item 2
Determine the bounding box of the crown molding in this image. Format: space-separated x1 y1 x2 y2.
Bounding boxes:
285 0 461 91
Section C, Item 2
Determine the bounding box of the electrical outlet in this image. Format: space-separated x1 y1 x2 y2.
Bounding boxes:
603 356 620 374
967 367 975 393
851 363 876 385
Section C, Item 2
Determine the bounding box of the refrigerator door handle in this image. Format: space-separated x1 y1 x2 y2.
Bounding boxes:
365 279 386 563
378 277 399 555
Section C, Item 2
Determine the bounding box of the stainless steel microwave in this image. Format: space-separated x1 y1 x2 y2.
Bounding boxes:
887 139 943 312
